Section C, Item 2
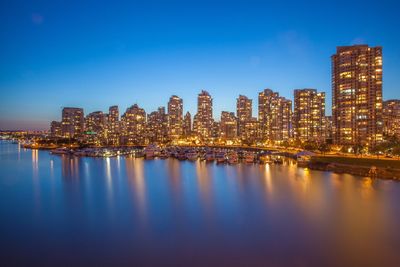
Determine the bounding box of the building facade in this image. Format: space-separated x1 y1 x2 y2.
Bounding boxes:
332 45 383 146
258 89 292 144
183 111 192 137
167 95 183 139
121 104 146 145
236 95 252 138
147 107 168 144
61 107 84 138
84 111 108 145
50 121 62 137
107 105 120 145
383 100 400 138
220 111 237 139
293 89 325 143
194 90 213 139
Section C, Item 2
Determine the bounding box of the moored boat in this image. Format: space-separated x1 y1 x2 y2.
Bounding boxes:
215 151 226 164
144 144 159 159
259 154 273 164
205 151 215 162
227 151 239 164
297 155 311 167
186 150 198 161
273 157 284 164
50 147 72 155
244 151 255 164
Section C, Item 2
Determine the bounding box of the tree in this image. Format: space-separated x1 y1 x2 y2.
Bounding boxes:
392 146 400 158
318 143 330 155
352 143 365 156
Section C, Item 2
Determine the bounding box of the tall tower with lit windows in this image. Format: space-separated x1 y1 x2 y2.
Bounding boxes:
332 45 383 146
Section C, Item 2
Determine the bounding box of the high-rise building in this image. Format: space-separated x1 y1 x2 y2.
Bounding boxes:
383 100 400 138
167 95 183 139
293 89 325 143
243 117 259 145
258 89 292 143
121 104 146 145
108 105 120 145
84 111 108 145
183 111 192 137
194 90 213 139
61 107 84 138
236 95 252 137
50 121 62 137
220 111 237 139
323 116 333 143
147 107 168 143
332 45 383 146
211 121 221 139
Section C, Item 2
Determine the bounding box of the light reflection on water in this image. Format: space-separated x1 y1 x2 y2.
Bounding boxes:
1 141 400 267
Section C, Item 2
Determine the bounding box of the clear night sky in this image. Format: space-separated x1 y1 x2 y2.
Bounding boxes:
1 0 399 130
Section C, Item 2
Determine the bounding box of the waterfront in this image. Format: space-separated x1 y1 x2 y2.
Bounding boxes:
1 141 400 266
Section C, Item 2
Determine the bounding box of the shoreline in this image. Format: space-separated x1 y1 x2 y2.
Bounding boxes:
308 157 400 181
9 141 400 181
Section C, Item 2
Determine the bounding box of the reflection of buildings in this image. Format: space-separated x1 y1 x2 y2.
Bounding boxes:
332 45 383 146
166 159 182 197
125 158 147 222
195 161 213 209
61 155 82 179
31 149 39 174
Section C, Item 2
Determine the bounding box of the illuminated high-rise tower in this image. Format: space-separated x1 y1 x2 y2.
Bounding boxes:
108 105 120 145
61 107 84 138
258 89 292 143
236 95 252 138
293 89 325 143
167 95 183 139
194 90 213 139
332 45 383 146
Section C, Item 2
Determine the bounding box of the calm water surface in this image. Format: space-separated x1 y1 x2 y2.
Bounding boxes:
1 141 400 267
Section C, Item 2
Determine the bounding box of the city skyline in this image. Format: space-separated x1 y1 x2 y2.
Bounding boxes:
1 1 400 130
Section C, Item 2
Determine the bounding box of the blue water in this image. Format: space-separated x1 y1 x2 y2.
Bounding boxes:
1 141 400 266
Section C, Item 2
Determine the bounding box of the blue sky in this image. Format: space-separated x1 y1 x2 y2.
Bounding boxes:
1 0 399 130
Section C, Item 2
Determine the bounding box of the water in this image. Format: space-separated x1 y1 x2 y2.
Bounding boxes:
1 141 400 267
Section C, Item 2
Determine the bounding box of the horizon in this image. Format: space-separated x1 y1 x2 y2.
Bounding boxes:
1 0 400 130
